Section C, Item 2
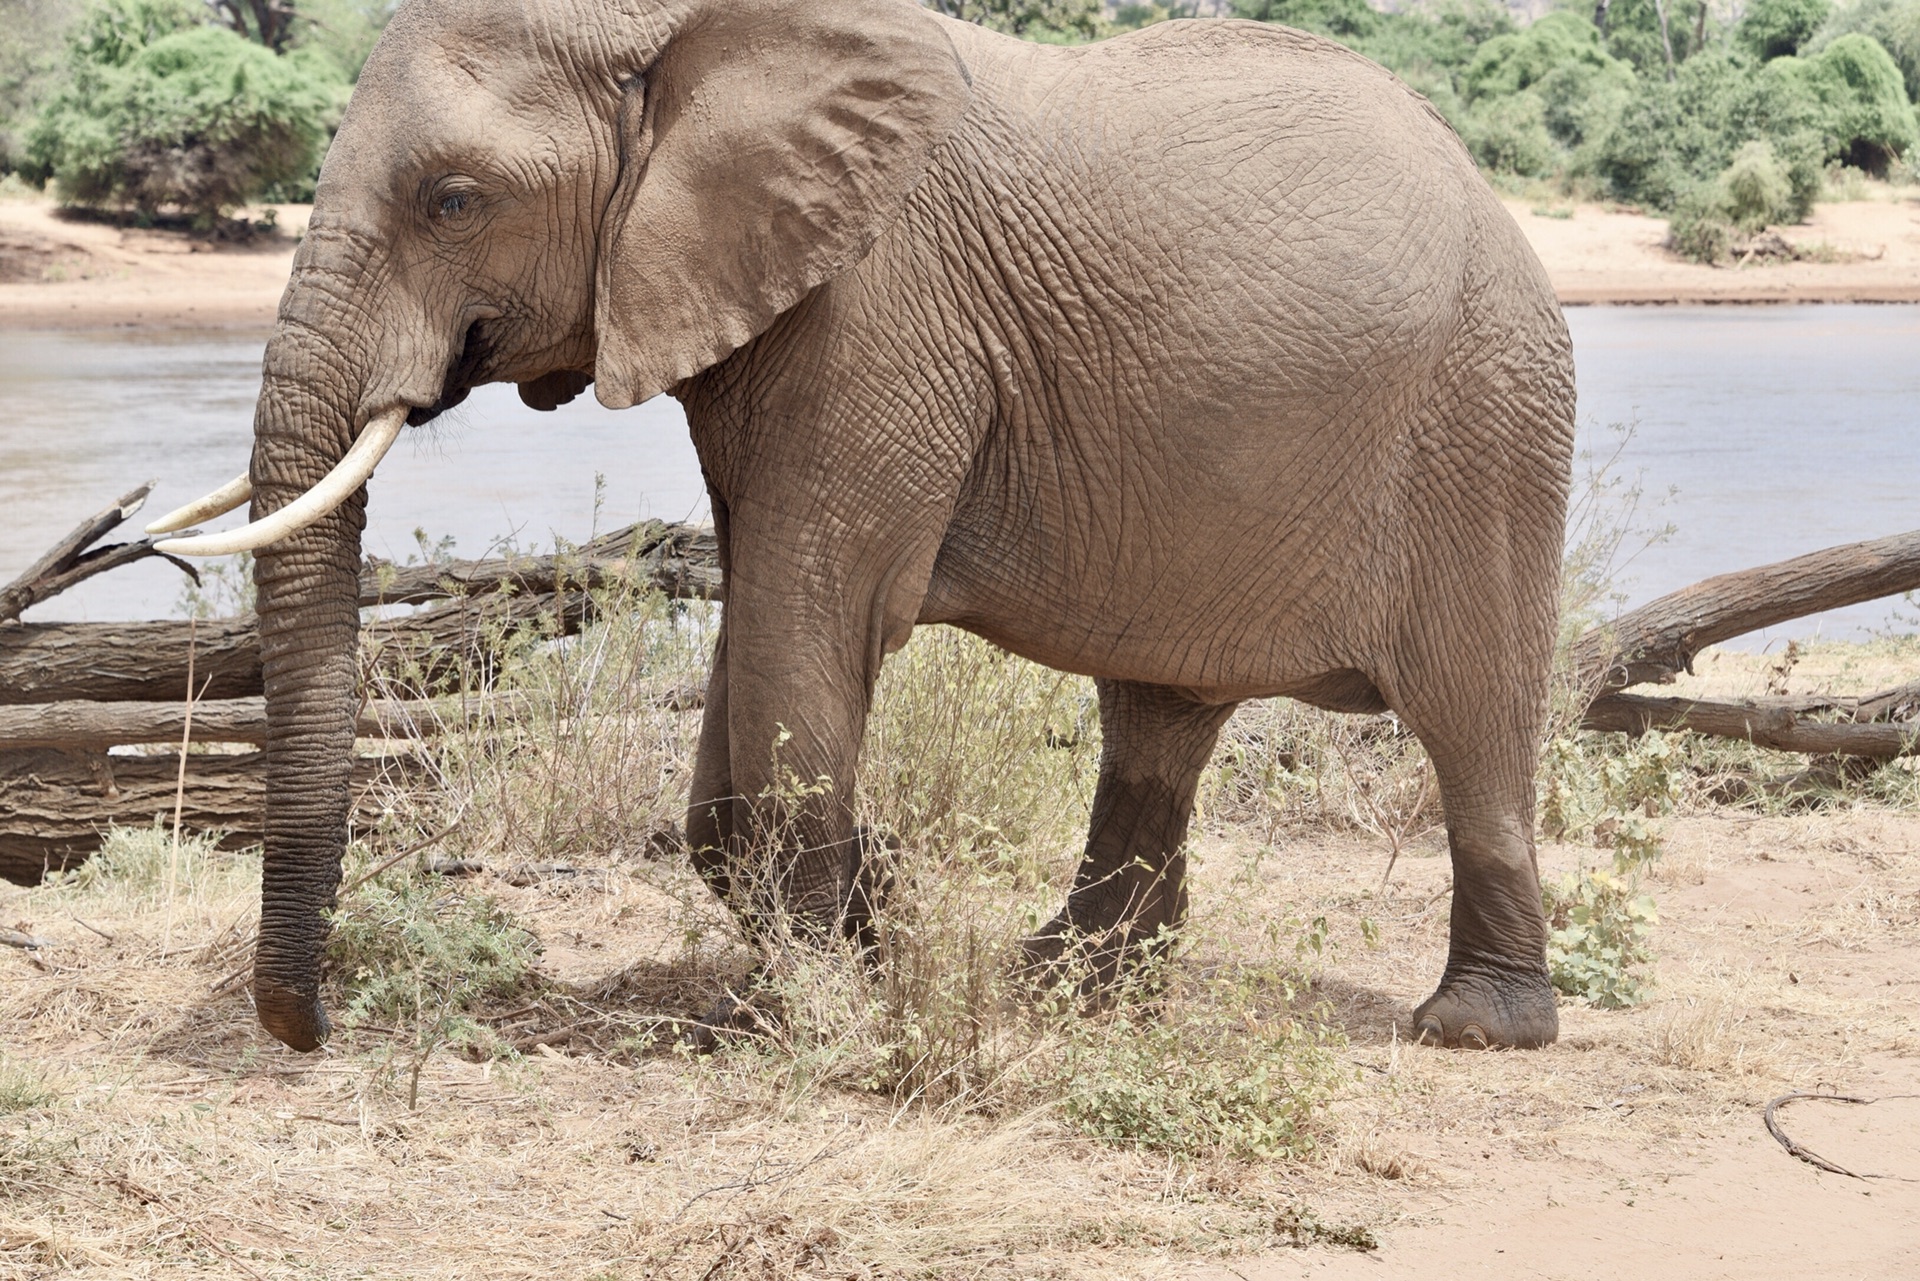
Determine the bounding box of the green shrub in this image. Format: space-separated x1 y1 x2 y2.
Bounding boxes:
1813 32 1920 169
1720 137 1799 224
1740 0 1836 60
1543 867 1658 1008
1536 57 1638 150
1463 89 1558 175
1600 0 1714 73
1666 199 1740 261
1055 1001 1343 1159
21 0 344 222
1463 11 1622 101
326 869 541 1032
1814 0 1920 103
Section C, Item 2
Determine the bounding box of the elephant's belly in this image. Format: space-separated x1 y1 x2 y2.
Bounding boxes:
919 474 1400 702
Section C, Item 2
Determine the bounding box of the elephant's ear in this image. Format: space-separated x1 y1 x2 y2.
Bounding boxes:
592 0 971 409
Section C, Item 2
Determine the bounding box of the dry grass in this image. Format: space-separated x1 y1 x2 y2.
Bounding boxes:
4 576 1919 1276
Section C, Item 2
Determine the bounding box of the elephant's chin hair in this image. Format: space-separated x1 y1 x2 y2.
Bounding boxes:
254 975 331 1052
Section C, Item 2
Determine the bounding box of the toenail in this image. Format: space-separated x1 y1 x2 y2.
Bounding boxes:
1415 1015 1445 1046
1460 1023 1489 1050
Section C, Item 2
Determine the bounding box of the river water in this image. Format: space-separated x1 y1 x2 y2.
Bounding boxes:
3 305 1917 642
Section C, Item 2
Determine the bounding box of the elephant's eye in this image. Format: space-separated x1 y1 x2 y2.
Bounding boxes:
428 181 480 227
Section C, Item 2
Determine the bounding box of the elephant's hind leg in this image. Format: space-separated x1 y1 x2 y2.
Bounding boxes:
1391 596 1561 1049
1023 680 1237 991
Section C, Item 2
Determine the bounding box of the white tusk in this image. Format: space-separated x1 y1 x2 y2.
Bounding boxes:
145 473 253 535
154 408 407 557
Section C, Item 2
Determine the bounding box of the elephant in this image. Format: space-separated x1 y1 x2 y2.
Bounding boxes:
148 0 1576 1054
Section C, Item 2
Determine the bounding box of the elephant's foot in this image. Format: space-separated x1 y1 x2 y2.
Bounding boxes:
1016 909 1178 1002
1412 965 1558 1049
841 825 898 960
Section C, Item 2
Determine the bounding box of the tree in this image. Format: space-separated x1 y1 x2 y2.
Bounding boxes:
0 0 84 173
20 0 343 223
922 0 1103 40
1738 0 1835 60
209 0 298 52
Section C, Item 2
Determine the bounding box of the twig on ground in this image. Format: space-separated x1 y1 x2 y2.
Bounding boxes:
1762 1091 1920 1180
340 810 469 896
68 916 115 942
0 927 54 949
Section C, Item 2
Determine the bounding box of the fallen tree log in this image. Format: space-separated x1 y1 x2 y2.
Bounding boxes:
359 519 721 607
0 482 198 623
0 521 720 704
0 615 263 706
0 698 509 749
1573 528 1920 690
0 749 399 886
1583 691 1920 758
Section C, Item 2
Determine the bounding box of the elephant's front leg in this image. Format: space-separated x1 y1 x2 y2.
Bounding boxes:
1024 680 1237 990
684 620 738 902
699 513 934 957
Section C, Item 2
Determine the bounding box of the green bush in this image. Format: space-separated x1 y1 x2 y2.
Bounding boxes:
1667 199 1740 262
1719 137 1798 224
1543 867 1658 1008
1812 32 1920 168
1739 0 1836 60
1462 89 1558 174
21 0 344 223
0 0 82 175
1814 0 1920 103
1536 57 1638 150
1463 11 1622 101
1600 0 1713 73
1055 1004 1342 1159
326 870 541 1031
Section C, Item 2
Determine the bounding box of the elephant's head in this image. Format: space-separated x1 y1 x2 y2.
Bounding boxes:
151 0 970 1050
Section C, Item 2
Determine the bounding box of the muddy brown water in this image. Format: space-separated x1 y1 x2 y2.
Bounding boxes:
3 305 1918 641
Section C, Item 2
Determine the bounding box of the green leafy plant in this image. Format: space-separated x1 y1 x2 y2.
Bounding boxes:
21 0 344 224
1814 0 1920 102
1542 866 1658 1007
1540 729 1681 860
1739 0 1835 61
326 866 541 1037
1051 970 1346 1159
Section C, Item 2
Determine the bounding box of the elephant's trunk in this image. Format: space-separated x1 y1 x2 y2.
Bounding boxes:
247 328 379 1052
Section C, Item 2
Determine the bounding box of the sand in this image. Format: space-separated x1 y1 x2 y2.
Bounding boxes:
6 190 1920 331
0 199 304 330
1507 191 1920 305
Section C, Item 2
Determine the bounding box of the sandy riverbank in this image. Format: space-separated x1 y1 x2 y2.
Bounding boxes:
0 198 304 330
5 190 1920 328
1505 190 1920 304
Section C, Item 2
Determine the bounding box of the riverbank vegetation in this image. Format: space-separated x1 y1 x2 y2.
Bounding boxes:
4 0 1918 251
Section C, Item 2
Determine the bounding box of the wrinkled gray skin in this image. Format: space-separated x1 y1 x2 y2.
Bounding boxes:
244 0 1574 1053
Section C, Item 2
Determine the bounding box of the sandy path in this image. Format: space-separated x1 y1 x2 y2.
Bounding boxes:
7 193 1920 327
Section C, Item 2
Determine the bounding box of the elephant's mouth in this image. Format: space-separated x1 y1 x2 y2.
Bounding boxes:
408 319 495 426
